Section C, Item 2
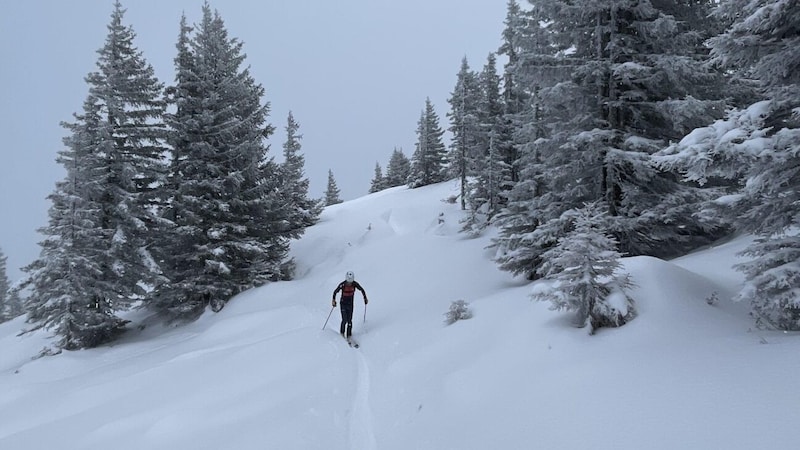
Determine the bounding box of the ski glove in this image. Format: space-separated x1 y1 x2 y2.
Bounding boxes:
364 298 369 305
332 299 337 307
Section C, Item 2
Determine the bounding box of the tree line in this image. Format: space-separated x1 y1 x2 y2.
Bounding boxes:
387 0 799 333
15 1 322 351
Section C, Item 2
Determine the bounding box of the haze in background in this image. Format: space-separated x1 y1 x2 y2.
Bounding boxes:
0 0 506 281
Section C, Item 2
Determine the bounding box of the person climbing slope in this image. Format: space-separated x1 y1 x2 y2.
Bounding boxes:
332 271 368 340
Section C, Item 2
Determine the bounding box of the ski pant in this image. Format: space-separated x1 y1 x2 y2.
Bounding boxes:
339 297 354 337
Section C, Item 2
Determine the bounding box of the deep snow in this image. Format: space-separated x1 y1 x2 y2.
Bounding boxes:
1 181 798 450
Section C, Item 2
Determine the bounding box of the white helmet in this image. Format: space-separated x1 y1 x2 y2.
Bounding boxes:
346 271 355 283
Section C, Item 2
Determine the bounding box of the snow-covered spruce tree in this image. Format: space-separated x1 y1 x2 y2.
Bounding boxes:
86 0 168 306
734 118 800 329
498 0 527 122
324 169 343 206
735 237 800 330
408 98 448 188
462 53 509 236
532 204 635 334
23 97 129 349
492 1 572 279
653 101 770 232
278 111 322 239
496 0 527 183
155 5 283 320
710 0 800 226
23 2 167 348
704 0 800 329
153 13 197 317
385 147 411 187
369 162 387 193
709 0 799 112
446 57 482 209
655 104 800 329
493 0 525 196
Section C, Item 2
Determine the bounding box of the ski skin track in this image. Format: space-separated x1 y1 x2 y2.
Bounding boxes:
348 342 376 449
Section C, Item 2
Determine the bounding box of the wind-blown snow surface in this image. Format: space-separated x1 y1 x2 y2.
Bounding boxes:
1 181 798 450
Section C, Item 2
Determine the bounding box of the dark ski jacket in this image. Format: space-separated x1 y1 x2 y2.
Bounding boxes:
333 281 366 301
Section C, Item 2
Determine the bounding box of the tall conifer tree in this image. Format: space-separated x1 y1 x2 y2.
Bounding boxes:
23 1 166 348
447 57 482 208
462 53 508 235
409 98 448 188
279 111 322 239
24 96 129 349
657 0 800 329
493 1 577 278
692 0 800 329
156 3 282 319
88 0 168 303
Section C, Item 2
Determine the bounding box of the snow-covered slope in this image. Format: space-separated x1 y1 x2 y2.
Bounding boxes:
1 181 798 450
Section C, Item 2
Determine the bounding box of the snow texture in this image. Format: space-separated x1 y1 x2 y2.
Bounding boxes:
1 182 798 449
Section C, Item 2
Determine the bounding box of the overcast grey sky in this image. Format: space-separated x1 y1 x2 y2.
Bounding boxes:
0 0 507 281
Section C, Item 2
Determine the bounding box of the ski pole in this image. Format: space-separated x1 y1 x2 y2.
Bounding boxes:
322 306 334 330
363 303 367 324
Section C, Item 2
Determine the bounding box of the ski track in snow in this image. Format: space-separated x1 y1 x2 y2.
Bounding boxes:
347 349 377 450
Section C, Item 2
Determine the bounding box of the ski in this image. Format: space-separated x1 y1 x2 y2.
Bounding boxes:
333 330 360 348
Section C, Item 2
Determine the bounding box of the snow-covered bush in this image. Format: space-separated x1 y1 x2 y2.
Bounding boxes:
706 291 720 306
735 235 800 330
444 300 473 325
532 204 635 334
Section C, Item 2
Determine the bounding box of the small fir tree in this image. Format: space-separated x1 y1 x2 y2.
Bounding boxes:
385 147 411 187
532 204 635 334
279 111 322 239
324 170 343 206
369 162 387 193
